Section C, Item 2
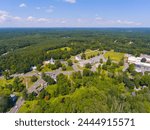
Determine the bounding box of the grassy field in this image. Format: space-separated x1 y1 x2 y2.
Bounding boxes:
84 49 100 59
66 66 73 71
22 77 36 88
60 47 71 51
47 47 71 54
104 51 124 62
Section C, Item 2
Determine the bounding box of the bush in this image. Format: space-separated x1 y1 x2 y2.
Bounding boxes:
67 60 73 66
85 63 92 69
31 75 38 82
62 65 67 71
83 69 93 76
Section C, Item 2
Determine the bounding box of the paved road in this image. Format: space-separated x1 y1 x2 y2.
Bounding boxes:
28 79 41 94
91 63 100 72
72 63 80 72
11 71 39 78
0 76 4 79
123 63 129 72
45 69 74 78
9 98 24 113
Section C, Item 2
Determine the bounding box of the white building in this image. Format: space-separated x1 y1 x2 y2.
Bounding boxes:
75 55 81 61
31 66 37 71
43 58 55 65
128 56 150 73
50 58 55 64
128 56 141 64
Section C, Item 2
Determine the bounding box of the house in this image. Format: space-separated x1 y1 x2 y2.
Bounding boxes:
43 58 55 65
28 79 48 94
127 55 150 73
75 55 81 61
50 74 57 82
50 57 55 64
31 66 37 71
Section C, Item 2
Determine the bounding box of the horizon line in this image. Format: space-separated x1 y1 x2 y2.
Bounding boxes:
0 27 150 29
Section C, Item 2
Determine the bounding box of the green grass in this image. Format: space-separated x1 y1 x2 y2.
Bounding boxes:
104 51 124 62
19 100 38 113
41 65 52 72
47 47 71 54
22 77 38 88
66 66 73 71
84 49 100 59
60 47 71 51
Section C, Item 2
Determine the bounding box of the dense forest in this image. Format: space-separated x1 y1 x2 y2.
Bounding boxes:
0 28 150 74
0 28 150 113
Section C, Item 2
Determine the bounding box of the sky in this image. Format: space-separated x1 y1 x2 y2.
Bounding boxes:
0 0 150 27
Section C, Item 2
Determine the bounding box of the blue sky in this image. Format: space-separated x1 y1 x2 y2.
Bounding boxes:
0 0 149 27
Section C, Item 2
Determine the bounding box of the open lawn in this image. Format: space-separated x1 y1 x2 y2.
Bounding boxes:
22 77 36 88
47 47 71 54
104 51 124 62
66 66 73 71
60 47 71 51
84 49 100 59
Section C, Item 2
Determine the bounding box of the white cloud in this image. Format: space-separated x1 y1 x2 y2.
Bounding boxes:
35 6 54 13
0 10 143 27
26 16 35 22
11 16 22 21
26 16 49 23
0 10 22 24
95 17 103 21
94 16 142 26
0 10 8 23
0 10 8 15
19 3 27 8
65 0 76 4
77 18 82 22
37 18 49 22
46 5 55 13
115 20 141 26
60 19 67 24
